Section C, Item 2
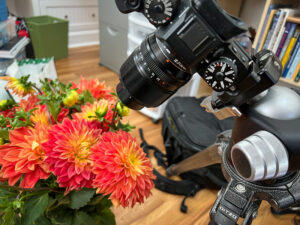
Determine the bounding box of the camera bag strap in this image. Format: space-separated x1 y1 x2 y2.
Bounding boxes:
139 129 202 213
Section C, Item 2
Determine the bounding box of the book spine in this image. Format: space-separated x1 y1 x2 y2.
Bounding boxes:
295 70 300 83
256 4 276 50
270 11 287 52
272 24 285 53
285 42 300 79
259 9 277 51
267 10 285 50
279 23 297 60
282 26 300 70
291 62 300 81
264 11 281 49
276 22 292 57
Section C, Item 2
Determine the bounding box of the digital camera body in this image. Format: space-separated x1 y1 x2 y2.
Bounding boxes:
115 0 281 111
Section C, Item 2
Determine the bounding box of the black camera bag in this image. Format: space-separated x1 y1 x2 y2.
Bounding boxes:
140 96 234 212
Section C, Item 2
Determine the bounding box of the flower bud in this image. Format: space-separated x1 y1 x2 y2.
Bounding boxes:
12 200 22 210
0 100 9 110
116 102 130 117
95 99 108 117
63 90 79 107
0 99 13 111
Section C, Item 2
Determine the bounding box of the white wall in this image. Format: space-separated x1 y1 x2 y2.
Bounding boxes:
6 0 40 17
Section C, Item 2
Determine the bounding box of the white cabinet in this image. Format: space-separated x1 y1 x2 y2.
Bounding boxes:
7 0 99 48
98 0 128 72
39 0 99 48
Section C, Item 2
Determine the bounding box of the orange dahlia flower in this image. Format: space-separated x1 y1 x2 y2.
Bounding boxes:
71 76 116 102
43 118 102 192
18 95 40 112
31 105 50 125
73 100 115 132
0 76 34 97
0 123 50 188
91 131 155 207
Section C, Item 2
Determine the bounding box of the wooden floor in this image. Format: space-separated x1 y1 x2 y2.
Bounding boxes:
56 46 296 225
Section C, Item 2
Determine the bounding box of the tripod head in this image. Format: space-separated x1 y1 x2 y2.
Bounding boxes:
114 0 300 224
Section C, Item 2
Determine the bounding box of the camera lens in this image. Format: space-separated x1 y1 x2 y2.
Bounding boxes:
117 33 191 110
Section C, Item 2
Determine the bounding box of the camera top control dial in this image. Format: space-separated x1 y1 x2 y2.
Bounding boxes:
144 0 178 25
204 59 237 92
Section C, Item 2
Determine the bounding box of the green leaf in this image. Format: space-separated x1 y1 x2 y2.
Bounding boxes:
46 206 73 225
117 121 136 132
81 90 95 104
46 196 57 209
98 208 116 225
95 197 112 212
22 193 49 225
70 189 95 209
73 211 95 225
0 188 19 212
2 208 15 225
46 101 61 121
34 216 52 225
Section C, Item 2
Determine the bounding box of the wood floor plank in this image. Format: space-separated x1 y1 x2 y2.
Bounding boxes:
56 45 296 225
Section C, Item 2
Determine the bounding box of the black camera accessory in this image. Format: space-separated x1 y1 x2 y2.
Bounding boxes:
209 145 300 225
115 0 281 114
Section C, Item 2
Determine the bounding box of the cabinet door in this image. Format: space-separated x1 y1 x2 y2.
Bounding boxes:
100 22 128 72
39 0 99 32
98 0 128 29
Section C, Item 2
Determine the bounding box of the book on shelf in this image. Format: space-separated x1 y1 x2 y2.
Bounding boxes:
275 22 292 57
283 36 300 78
294 68 300 83
256 4 285 50
263 10 281 50
291 63 300 81
258 9 277 51
279 23 297 60
255 2 300 85
253 0 299 48
281 26 300 69
269 9 300 52
0 36 29 59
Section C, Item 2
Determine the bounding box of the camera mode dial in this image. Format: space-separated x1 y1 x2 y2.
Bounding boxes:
144 0 177 25
204 59 237 92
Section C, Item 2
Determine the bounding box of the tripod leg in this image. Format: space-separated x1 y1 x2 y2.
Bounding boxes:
166 144 222 176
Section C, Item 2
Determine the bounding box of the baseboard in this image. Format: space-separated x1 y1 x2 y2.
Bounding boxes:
68 30 99 48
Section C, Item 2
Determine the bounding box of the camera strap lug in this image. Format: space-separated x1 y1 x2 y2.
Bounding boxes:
201 96 242 120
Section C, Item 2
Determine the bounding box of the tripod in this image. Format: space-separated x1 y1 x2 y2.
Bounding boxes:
166 85 300 225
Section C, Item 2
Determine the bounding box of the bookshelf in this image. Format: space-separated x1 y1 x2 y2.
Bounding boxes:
287 16 300 24
239 0 300 89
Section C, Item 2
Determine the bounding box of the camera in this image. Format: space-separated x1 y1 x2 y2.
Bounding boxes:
115 1 300 224
115 0 281 110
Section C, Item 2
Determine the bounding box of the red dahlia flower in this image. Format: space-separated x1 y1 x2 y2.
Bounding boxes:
71 76 116 102
73 100 115 132
91 131 155 207
0 123 50 188
43 118 102 192
18 95 39 112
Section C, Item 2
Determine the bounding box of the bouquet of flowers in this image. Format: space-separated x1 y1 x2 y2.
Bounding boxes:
0 75 155 225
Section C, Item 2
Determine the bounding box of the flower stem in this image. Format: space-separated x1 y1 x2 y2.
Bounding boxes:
0 184 64 193
31 84 43 95
110 102 119 130
5 88 16 104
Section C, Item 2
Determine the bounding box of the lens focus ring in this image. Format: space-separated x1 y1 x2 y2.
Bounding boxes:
138 36 183 91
